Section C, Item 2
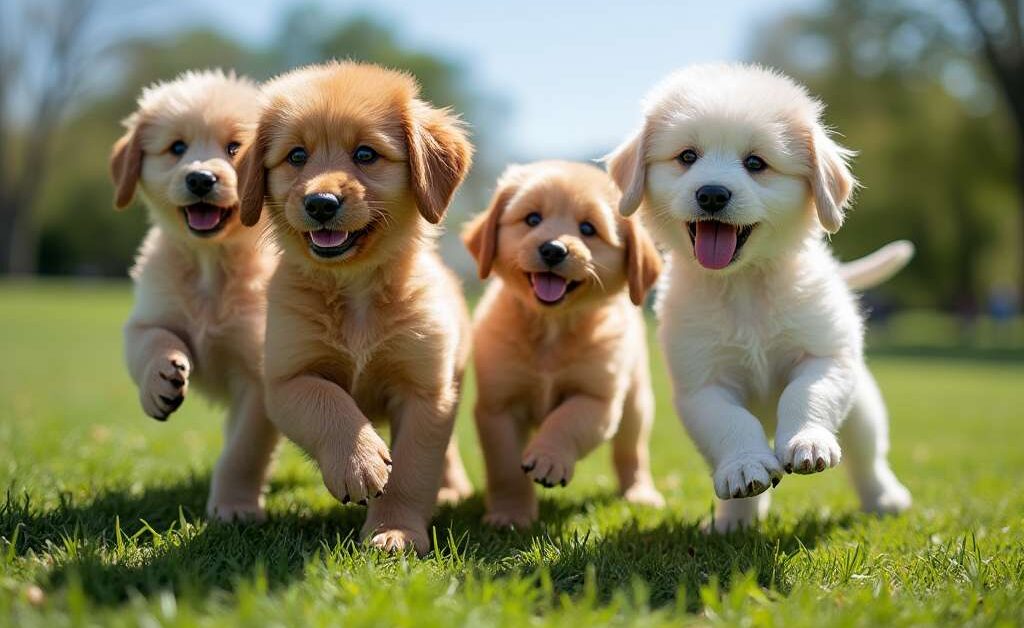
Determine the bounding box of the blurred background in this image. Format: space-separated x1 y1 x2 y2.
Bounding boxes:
1 0 1022 344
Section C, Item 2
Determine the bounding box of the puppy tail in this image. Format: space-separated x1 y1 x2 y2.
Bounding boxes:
839 240 915 291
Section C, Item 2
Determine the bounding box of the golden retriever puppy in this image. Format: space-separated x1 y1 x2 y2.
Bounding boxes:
607 63 912 532
237 61 473 553
110 70 279 521
464 161 664 528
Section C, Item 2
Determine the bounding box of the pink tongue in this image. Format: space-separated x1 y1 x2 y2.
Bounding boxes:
310 229 349 248
694 221 738 270
531 272 567 302
186 206 222 231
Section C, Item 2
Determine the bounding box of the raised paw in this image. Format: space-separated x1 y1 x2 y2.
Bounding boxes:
368 527 429 556
713 451 783 500
322 424 392 506
521 442 576 488
622 482 666 508
777 427 841 475
140 353 190 420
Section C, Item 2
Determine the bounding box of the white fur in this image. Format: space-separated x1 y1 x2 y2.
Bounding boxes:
608 63 911 532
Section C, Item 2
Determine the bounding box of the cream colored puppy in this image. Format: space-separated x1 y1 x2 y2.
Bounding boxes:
111 70 279 521
464 161 664 528
608 63 912 532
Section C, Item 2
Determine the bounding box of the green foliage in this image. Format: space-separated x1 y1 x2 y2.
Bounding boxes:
1 281 1022 625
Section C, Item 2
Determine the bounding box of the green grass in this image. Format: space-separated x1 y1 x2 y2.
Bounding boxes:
1 280 1022 626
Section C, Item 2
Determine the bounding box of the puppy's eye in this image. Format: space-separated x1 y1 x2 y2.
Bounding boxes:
744 155 767 172
353 146 379 165
525 212 542 227
226 141 241 157
677 149 698 165
169 140 188 157
579 221 597 237
287 147 308 166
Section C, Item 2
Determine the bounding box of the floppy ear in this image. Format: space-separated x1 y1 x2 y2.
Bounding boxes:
405 101 473 224
110 125 144 209
622 216 662 306
462 183 515 280
606 129 647 217
809 128 856 234
237 129 267 227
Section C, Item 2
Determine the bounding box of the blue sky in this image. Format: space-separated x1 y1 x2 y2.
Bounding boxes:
177 0 821 160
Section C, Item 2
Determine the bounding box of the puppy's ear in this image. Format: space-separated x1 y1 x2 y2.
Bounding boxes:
622 216 662 306
809 128 856 234
462 182 515 280
110 125 144 209
237 128 267 227
606 129 647 217
405 101 473 224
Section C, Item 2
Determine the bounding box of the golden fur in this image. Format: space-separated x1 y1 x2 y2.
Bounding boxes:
463 161 664 528
238 61 473 553
110 69 280 521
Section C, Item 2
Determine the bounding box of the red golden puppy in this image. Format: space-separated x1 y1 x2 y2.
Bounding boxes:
237 61 473 553
464 161 665 528
111 69 279 521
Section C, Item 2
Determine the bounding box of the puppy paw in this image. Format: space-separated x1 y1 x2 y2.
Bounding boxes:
368 527 429 555
206 499 267 523
713 452 783 500
483 508 537 529
322 425 392 505
621 482 666 508
777 427 842 474
436 471 473 505
140 353 190 420
861 480 912 515
521 442 576 488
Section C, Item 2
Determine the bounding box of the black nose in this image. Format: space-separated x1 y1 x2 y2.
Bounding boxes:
303 193 341 224
538 240 569 266
185 170 217 197
695 185 732 213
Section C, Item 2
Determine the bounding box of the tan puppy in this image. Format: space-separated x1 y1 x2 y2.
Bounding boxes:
237 61 473 553
111 70 279 521
464 161 664 528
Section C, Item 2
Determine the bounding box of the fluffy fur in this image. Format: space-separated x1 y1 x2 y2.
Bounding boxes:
464 161 664 528
111 69 280 521
607 63 912 532
238 61 474 554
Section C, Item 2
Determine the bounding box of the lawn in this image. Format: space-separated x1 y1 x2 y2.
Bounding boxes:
0 280 1022 626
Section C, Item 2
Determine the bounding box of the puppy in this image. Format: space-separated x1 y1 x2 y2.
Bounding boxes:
111 70 279 521
237 61 474 553
464 161 664 528
607 63 912 532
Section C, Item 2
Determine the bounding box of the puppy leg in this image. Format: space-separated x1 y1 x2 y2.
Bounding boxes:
436 435 473 505
712 493 772 533
207 388 280 522
775 357 855 475
680 386 782 500
124 324 192 421
363 396 455 555
266 374 391 505
840 364 911 514
522 394 618 489
477 409 536 528
613 378 664 507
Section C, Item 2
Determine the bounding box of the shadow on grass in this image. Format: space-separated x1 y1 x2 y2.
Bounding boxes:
3 477 851 611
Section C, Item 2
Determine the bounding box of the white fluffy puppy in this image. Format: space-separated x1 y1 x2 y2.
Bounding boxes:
607 63 912 532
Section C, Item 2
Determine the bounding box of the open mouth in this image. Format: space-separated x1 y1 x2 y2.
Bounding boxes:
686 220 756 270
527 271 582 306
181 203 233 236
304 223 375 259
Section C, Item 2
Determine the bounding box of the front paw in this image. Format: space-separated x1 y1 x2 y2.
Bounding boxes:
777 427 841 474
713 451 783 499
140 353 191 420
483 505 537 529
368 527 429 555
521 441 576 488
322 425 392 505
